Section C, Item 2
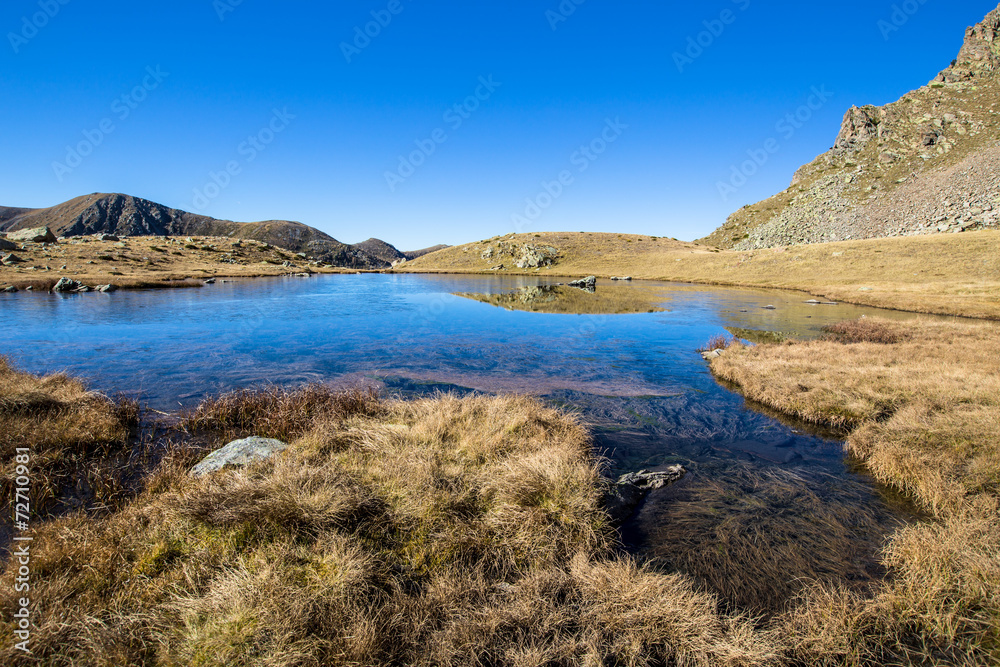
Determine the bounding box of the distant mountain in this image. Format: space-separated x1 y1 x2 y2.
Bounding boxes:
0 193 440 270
351 238 407 265
701 4 1000 249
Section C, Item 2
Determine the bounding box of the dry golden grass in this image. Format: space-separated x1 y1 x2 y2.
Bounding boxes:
403 230 1000 319
0 357 139 517
0 385 777 667
710 318 1000 665
0 236 352 291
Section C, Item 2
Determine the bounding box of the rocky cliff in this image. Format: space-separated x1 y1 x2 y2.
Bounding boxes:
701 4 1000 249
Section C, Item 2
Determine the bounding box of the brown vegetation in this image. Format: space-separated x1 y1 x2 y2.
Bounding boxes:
0 357 139 518
0 235 352 292
0 384 776 666
710 318 1000 665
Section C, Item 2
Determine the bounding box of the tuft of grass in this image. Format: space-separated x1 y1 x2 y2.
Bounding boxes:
185 384 381 442
0 356 140 518
823 318 911 344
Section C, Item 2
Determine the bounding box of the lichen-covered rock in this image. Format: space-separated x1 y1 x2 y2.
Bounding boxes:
190 436 289 477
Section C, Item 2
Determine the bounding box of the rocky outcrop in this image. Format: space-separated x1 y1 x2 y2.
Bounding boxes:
7 227 56 244
701 4 1000 250
479 241 559 270
190 436 289 477
603 466 686 524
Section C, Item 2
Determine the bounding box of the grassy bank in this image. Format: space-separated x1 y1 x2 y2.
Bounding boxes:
0 373 775 666
710 318 1000 665
0 236 351 292
0 358 139 519
400 230 1000 319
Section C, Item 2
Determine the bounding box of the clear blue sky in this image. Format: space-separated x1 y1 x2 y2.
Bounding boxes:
1 0 994 248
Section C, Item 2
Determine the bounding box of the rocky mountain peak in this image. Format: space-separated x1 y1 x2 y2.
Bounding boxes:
936 5 1000 83
701 3 1000 250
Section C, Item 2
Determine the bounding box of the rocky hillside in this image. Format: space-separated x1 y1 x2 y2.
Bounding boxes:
351 238 407 266
0 193 407 269
701 4 1000 250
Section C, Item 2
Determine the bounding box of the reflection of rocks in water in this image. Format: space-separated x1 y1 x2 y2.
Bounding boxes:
623 462 903 616
455 284 667 315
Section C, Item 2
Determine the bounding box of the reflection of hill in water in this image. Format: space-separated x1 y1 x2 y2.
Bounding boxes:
456 284 667 315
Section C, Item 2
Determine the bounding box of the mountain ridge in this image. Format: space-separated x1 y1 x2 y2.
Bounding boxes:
0 193 435 270
701 3 1000 249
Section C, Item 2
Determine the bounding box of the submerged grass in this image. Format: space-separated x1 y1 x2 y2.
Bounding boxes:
0 383 777 666
710 317 1000 665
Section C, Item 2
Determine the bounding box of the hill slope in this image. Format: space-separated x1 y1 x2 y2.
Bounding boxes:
0 193 395 269
701 4 1000 250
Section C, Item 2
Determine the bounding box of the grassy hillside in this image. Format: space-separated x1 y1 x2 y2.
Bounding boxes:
402 230 1000 319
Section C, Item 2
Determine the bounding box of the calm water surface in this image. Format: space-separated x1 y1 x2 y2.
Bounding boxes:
1 274 942 610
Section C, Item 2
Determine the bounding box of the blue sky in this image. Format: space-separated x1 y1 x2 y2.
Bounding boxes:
1 0 994 248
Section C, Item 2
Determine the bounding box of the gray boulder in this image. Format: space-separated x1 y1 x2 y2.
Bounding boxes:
99 234 120 242
0 239 17 251
52 277 84 292
2 286 17 293
97 284 118 293
7 227 56 244
1 254 23 266
191 436 290 477
603 466 686 524
568 276 597 291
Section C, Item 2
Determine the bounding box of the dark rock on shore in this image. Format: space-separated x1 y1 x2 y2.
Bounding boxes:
53 277 84 293
569 276 597 291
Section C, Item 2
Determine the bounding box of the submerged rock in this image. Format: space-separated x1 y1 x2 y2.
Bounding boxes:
603 466 686 524
191 436 290 477
568 276 597 291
